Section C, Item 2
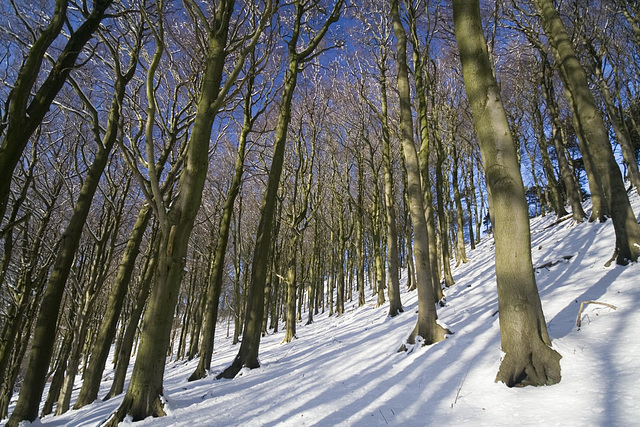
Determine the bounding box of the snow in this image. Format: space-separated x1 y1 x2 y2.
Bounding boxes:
3 193 640 427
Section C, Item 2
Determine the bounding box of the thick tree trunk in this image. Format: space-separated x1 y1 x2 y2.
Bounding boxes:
454 0 561 387
104 236 157 401
536 0 640 263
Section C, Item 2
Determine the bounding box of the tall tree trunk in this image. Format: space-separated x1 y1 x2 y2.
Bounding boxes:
584 39 640 194
532 93 568 218
188 60 256 381
7 33 139 426
535 0 640 263
74 205 152 408
376 54 403 316
355 155 366 306
465 163 476 250
390 0 446 346
106 1 275 421
454 0 561 386
104 234 158 401
217 0 343 379
434 128 455 287
452 144 468 266
540 58 586 222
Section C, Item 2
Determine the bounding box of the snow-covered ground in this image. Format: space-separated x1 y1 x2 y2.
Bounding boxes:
4 192 640 426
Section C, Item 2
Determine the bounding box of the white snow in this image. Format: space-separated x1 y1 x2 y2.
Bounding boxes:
3 193 640 426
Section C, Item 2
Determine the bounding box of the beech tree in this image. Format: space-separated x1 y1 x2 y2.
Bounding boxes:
390 0 447 346
104 0 275 423
534 0 640 263
0 0 115 223
218 0 343 380
6 14 143 425
453 0 561 386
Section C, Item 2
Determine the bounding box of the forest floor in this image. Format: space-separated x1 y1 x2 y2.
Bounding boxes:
4 191 640 426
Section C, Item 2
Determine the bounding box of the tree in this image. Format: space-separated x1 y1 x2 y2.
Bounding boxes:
355 2 403 316
6 16 142 426
217 0 343 380
104 0 274 423
390 0 446 346
188 44 273 381
0 0 114 223
535 0 640 263
453 0 561 387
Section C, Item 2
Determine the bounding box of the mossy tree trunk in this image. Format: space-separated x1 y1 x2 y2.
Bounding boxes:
535 0 640 263
390 0 447 346
453 0 561 387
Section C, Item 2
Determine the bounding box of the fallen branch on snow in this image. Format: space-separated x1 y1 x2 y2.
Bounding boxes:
576 300 617 328
534 255 573 271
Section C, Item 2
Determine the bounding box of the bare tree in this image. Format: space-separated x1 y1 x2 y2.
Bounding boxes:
453 0 561 387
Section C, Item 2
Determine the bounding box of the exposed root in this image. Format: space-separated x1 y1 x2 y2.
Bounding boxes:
187 363 207 382
495 341 561 387
404 322 451 348
102 392 166 427
216 355 248 380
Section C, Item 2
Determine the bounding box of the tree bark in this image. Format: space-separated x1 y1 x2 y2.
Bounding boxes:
454 0 561 386
390 0 446 346
0 0 113 221
535 0 640 263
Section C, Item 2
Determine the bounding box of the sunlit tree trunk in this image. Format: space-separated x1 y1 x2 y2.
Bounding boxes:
390 0 446 346
454 0 561 386
535 0 640 263
217 0 343 379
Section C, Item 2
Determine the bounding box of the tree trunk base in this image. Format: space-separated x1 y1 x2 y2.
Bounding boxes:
216 353 260 380
406 322 451 347
103 390 166 427
495 340 561 387
187 363 207 382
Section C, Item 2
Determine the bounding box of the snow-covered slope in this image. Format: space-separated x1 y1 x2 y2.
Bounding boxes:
5 193 640 426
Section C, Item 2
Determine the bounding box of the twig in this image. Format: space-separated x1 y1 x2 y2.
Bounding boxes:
379 409 388 424
576 300 617 327
451 359 474 408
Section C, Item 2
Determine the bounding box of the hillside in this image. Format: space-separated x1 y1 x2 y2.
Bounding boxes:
4 193 640 427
